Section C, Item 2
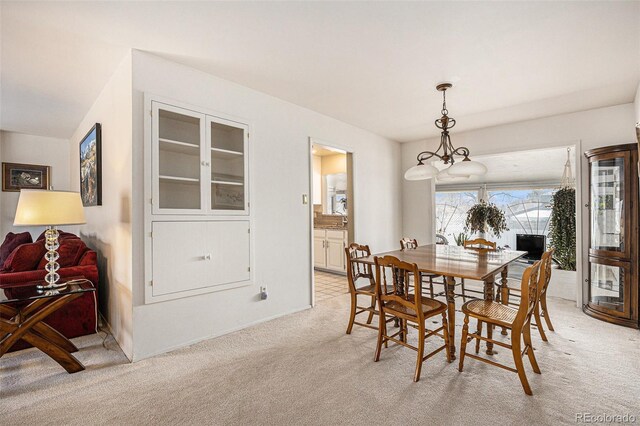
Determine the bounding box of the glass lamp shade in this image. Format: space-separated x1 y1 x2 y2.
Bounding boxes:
448 159 487 177
404 163 439 181
14 190 86 226
436 167 470 182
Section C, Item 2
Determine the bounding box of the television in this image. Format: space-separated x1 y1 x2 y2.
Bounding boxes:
516 234 546 261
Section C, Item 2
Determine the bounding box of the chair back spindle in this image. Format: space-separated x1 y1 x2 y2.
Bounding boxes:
374 255 424 322
400 238 419 250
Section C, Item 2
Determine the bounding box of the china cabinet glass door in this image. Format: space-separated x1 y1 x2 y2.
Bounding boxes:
588 256 631 318
588 152 630 258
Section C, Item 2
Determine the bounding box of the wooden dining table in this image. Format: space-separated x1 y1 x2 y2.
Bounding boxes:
356 244 527 359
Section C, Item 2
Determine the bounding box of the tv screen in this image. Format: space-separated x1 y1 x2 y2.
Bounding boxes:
516 234 546 260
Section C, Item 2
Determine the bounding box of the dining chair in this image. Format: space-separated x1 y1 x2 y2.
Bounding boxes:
463 238 497 253
345 243 395 334
399 238 445 299
458 259 543 395
373 255 451 382
500 248 555 341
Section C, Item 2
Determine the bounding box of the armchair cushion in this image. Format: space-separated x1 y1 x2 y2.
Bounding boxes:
0 231 33 265
1 240 46 273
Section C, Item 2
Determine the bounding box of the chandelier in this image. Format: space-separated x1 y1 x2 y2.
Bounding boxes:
404 83 487 181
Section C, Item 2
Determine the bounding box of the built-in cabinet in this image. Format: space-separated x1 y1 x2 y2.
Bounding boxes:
314 229 347 273
145 97 252 303
583 143 638 328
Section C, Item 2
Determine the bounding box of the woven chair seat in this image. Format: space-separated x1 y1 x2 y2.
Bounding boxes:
462 300 518 327
385 295 446 318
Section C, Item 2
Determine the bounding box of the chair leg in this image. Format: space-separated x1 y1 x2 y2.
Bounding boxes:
475 320 483 354
346 292 357 334
429 276 435 299
541 296 555 331
401 319 408 343
374 307 385 362
512 332 533 395
533 303 548 342
414 323 425 382
366 295 375 325
441 312 451 363
523 322 541 374
458 315 470 372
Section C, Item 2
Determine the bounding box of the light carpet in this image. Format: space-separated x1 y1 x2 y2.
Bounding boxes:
1 294 639 425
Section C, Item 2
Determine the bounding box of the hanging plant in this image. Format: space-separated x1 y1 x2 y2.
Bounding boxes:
549 187 576 271
465 201 508 237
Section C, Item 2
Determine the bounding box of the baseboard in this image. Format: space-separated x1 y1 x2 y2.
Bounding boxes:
131 304 313 362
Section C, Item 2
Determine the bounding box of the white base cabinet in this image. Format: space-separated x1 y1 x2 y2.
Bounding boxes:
151 221 251 300
314 229 347 273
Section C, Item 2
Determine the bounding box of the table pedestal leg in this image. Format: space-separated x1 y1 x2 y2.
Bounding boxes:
445 276 457 360
484 275 496 355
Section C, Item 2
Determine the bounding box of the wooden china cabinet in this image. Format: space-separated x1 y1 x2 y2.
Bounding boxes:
583 143 639 328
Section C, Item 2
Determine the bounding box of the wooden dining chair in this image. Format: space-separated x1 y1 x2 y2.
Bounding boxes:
463 238 497 253
345 243 395 334
500 248 555 341
458 259 543 395
373 255 451 382
399 238 447 299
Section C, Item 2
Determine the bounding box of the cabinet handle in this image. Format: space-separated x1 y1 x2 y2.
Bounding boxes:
201 161 210 167
204 254 211 260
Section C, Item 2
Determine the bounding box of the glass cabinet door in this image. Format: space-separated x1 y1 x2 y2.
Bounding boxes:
588 256 631 318
207 116 248 213
589 153 629 258
153 102 206 213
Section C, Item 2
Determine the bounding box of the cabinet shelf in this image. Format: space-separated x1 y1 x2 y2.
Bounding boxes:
159 175 199 184
211 180 244 186
159 138 200 155
211 147 243 159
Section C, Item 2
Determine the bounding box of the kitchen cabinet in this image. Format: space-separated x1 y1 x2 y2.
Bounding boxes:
314 229 347 273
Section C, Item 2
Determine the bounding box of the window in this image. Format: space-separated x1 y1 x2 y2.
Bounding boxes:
435 191 478 245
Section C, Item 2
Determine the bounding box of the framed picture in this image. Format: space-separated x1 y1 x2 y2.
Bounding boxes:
2 162 51 192
79 123 102 206
212 184 244 209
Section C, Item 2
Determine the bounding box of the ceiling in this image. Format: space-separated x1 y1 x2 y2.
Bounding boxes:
435 146 576 187
1 1 639 141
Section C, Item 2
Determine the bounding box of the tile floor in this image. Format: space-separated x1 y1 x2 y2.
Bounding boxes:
314 269 349 301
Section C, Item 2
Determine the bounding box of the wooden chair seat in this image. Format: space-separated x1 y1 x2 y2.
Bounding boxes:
386 295 447 319
462 300 518 328
354 284 376 294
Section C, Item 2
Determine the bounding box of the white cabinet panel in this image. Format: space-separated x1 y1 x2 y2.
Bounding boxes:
326 236 346 271
313 236 326 268
152 221 250 297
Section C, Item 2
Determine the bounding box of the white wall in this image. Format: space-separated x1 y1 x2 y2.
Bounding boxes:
69 54 134 360
130 51 401 360
634 82 640 128
0 131 70 238
402 103 637 304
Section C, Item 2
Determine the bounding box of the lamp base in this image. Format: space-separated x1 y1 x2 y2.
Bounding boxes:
37 226 64 291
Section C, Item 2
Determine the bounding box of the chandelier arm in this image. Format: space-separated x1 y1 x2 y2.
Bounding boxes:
416 151 445 163
450 146 470 158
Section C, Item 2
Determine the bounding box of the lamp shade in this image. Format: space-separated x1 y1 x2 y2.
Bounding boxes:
437 167 470 182
404 163 439 181
447 159 487 177
14 190 86 226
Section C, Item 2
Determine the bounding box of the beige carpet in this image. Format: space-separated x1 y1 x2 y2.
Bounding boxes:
1 293 639 425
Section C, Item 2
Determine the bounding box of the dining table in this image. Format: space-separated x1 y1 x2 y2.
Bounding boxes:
356 244 527 360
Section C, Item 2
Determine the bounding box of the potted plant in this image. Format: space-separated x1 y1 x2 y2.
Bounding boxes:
465 201 508 238
549 187 576 270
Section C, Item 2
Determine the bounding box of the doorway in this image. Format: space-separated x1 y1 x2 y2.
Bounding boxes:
309 139 354 305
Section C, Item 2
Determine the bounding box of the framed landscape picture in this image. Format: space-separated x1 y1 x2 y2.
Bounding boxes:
2 162 51 192
79 123 102 206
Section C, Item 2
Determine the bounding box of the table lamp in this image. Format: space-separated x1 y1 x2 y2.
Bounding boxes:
14 190 86 290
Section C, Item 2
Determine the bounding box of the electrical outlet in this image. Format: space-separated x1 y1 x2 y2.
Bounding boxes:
260 286 268 300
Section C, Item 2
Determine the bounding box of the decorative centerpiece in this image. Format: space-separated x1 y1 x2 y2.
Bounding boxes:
465 201 508 238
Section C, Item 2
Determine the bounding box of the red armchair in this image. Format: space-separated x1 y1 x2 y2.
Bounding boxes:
0 232 98 350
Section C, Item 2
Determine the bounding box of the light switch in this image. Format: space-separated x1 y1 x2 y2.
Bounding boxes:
302 194 309 205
